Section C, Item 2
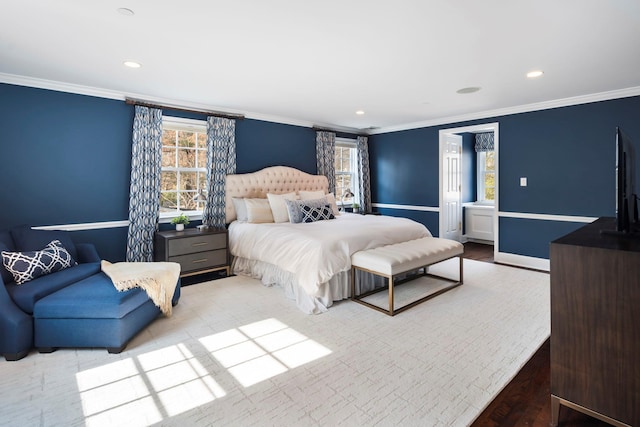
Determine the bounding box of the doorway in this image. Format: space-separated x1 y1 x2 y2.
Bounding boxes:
439 123 499 257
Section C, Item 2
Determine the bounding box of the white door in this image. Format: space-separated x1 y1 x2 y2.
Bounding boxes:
442 134 462 241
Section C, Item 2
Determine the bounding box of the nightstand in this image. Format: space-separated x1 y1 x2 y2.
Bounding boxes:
154 227 229 278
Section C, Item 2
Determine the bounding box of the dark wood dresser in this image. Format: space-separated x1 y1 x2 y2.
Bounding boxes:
549 217 639 427
155 227 229 278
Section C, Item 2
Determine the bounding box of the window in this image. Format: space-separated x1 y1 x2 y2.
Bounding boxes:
160 118 208 216
334 138 358 206
477 150 495 203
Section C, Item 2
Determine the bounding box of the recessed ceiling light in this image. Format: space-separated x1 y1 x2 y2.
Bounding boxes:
527 70 544 78
117 8 134 16
456 87 481 94
123 61 141 68
355 110 365 115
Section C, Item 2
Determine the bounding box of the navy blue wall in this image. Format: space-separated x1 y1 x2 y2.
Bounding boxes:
3 81 639 262
370 127 441 207
369 96 640 259
236 120 316 174
0 84 134 228
0 83 322 261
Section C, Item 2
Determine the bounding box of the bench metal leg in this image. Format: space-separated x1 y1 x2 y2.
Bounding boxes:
389 275 394 316
350 268 355 299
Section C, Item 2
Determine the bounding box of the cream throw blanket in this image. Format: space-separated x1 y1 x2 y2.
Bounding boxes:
101 260 180 317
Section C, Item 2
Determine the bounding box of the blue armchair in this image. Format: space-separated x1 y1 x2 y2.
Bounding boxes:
1 226 180 361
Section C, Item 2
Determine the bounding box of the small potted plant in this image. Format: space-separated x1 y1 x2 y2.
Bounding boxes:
171 213 190 231
352 202 360 214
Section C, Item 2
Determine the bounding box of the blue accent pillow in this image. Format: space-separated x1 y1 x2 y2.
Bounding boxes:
301 204 336 223
285 197 329 223
1 240 78 285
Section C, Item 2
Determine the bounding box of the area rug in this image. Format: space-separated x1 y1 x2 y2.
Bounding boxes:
0 259 549 427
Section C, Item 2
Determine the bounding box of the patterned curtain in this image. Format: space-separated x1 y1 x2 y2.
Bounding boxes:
126 106 163 262
475 132 494 152
316 131 336 194
357 136 372 213
202 116 236 228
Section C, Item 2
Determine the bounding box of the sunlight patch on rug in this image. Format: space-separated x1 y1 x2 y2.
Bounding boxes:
200 318 332 387
75 343 226 425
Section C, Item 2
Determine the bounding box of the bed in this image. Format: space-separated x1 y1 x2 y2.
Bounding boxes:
225 166 431 313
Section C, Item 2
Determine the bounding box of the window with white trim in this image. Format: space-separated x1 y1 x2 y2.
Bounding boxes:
160 118 208 217
477 150 495 203
335 138 359 206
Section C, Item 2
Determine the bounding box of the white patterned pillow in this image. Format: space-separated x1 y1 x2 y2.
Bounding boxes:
1 240 77 285
301 204 336 223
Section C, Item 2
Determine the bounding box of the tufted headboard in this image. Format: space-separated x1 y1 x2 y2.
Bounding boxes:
225 166 329 223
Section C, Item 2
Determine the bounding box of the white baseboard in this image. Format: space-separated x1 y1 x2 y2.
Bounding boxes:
495 251 550 272
464 237 494 245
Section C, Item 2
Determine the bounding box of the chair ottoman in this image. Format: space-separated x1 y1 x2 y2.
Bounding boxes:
33 272 179 354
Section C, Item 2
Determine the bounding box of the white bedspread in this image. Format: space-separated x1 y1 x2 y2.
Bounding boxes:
229 214 431 298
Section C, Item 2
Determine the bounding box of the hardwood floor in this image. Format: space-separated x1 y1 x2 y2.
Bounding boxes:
472 338 612 427
465 242 611 427
463 241 495 263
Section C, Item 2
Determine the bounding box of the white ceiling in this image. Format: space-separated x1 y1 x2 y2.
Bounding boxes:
2 0 640 132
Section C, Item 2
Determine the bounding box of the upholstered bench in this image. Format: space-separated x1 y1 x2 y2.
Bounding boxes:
351 237 464 316
33 272 180 354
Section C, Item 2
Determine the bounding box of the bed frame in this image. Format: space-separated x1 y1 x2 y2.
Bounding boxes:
225 166 329 223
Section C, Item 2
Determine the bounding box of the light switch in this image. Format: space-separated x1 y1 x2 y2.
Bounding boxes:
520 177 527 187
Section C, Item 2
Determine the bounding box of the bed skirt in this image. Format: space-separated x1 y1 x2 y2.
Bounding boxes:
232 256 385 314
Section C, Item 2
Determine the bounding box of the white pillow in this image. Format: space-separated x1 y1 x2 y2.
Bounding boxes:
325 193 341 216
267 192 297 223
299 190 325 200
232 197 248 222
245 198 274 223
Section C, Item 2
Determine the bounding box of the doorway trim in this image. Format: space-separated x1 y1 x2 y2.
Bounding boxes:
439 122 499 258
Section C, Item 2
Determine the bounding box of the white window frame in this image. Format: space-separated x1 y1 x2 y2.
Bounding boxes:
335 138 359 207
159 117 208 223
476 150 495 205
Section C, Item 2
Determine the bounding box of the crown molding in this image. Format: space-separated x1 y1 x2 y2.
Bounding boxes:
2 72 638 137
0 72 126 101
368 86 640 135
245 112 361 134
0 72 362 133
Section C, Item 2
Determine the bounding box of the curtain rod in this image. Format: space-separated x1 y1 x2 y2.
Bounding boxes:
125 98 245 120
312 125 368 137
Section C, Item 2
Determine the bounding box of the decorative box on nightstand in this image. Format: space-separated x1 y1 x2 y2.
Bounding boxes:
154 227 229 278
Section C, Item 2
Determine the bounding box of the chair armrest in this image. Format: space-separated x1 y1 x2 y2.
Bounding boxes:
0 277 33 360
75 243 101 264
